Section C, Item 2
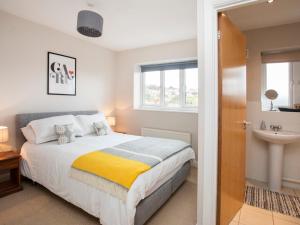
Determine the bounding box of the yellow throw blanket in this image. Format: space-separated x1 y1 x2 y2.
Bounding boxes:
72 151 151 189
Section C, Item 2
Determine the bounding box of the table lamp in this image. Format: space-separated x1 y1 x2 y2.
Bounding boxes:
106 116 116 127
0 126 10 152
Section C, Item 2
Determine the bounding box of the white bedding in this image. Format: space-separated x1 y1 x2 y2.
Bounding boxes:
20 132 195 225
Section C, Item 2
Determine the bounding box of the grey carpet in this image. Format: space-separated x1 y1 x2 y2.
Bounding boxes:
0 180 197 225
245 185 300 218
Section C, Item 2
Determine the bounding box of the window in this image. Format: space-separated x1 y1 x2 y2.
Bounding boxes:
262 62 290 110
185 68 198 106
260 49 300 111
136 60 198 112
164 70 180 107
143 71 161 105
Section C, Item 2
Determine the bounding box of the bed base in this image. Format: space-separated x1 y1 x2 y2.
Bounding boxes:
21 162 190 225
135 161 190 225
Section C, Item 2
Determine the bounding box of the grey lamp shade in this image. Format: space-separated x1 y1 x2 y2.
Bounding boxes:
77 10 103 37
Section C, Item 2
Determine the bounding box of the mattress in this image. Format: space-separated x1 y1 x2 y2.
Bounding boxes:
20 132 195 225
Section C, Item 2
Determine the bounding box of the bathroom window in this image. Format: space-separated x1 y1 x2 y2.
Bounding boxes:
134 60 198 112
261 49 300 111
263 62 290 110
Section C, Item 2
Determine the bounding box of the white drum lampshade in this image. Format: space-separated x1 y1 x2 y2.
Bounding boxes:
0 126 8 143
106 117 116 127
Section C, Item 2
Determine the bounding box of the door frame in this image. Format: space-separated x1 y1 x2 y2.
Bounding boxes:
196 1 263 225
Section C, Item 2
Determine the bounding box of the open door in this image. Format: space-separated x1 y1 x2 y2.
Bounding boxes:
217 13 247 225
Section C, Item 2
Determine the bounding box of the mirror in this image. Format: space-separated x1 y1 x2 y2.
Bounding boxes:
265 89 278 100
264 89 278 111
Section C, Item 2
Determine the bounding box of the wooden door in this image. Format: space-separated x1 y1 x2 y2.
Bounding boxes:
217 13 247 225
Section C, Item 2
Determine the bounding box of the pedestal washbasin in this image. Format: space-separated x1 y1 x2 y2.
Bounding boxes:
253 129 300 191
253 129 300 144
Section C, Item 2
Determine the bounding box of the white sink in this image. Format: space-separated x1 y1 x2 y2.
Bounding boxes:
253 129 300 192
253 129 300 144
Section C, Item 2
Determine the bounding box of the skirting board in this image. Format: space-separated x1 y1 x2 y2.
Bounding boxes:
247 177 300 190
191 159 198 168
187 166 198 185
283 177 300 190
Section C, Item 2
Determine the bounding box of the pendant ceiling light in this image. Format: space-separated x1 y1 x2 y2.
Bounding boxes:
77 10 103 37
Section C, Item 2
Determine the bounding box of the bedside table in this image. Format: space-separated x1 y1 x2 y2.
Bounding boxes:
0 151 22 197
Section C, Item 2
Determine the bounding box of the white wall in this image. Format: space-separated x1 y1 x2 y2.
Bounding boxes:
115 39 199 156
0 11 116 148
245 22 300 188
0 10 198 156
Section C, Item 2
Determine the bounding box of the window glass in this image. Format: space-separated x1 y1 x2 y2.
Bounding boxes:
143 71 161 105
185 68 198 107
138 61 198 111
266 63 289 107
164 70 180 107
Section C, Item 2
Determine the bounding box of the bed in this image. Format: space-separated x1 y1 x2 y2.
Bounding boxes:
15 111 195 225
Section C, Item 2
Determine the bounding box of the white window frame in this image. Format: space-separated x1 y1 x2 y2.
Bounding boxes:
138 67 198 113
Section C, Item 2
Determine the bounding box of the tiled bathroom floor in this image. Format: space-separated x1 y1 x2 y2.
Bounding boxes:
229 180 300 225
230 204 300 225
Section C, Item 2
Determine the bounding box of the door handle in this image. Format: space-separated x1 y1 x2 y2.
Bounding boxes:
242 120 251 129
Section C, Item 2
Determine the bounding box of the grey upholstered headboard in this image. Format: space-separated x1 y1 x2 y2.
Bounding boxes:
15 110 98 150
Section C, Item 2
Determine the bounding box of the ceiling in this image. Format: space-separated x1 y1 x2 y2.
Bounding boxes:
0 0 197 51
226 0 300 31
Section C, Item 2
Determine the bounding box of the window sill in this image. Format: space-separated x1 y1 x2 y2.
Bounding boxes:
134 106 198 114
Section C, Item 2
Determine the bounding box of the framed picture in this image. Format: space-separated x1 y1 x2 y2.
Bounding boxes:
47 52 76 96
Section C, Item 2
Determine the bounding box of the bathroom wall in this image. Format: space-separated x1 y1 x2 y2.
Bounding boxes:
245 22 300 188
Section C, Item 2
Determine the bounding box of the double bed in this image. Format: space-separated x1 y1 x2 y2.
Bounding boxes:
16 111 195 225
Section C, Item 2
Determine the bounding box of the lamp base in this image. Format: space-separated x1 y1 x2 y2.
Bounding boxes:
0 144 12 152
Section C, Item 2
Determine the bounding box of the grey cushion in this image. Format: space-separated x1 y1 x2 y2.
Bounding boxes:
93 121 109 136
55 124 75 144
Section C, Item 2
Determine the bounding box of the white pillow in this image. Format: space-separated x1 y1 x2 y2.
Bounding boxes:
21 126 36 144
76 112 112 135
29 115 83 144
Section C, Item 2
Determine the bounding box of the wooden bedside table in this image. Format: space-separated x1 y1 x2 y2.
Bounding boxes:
0 151 22 197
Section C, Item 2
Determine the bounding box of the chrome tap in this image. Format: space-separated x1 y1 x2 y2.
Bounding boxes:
270 125 282 132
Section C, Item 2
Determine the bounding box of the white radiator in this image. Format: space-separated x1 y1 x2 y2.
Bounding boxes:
141 128 191 144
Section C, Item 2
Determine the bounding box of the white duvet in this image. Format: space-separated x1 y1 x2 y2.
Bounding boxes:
20 132 195 225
